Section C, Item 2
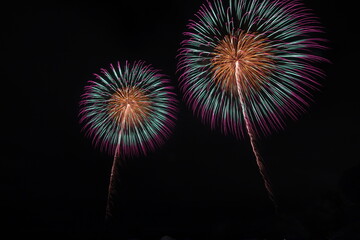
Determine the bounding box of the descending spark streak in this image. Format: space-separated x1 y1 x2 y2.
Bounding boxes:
235 61 276 206
106 104 129 219
210 31 277 204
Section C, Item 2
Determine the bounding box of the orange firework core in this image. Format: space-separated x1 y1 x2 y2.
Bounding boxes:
108 87 150 126
211 31 274 94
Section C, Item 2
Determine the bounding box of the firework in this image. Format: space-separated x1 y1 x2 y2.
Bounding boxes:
80 61 177 218
178 0 327 205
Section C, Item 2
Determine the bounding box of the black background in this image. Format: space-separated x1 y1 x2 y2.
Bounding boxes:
2 0 359 239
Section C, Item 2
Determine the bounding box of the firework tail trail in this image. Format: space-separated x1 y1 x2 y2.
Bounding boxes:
235 61 277 208
105 104 130 220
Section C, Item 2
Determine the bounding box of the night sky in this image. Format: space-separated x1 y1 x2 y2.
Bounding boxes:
2 0 359 239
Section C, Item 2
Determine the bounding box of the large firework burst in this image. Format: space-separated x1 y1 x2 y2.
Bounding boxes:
178 0 327 205
80 61 177 218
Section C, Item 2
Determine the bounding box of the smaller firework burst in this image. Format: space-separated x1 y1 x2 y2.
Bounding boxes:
80 61 177 158
79 61 177 218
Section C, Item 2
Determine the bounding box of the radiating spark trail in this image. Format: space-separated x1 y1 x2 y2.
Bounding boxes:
235 61 276 206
